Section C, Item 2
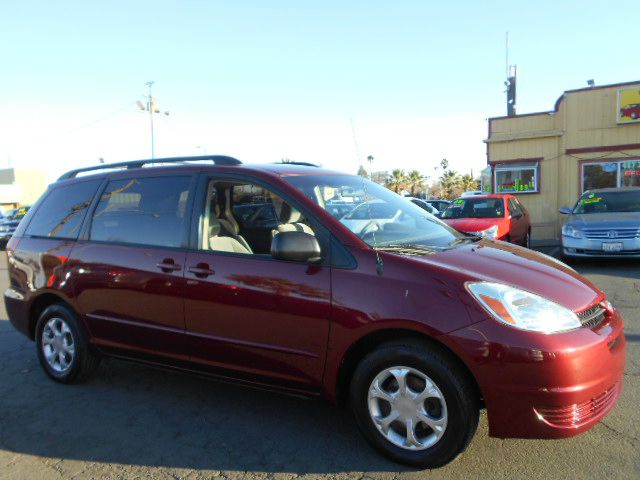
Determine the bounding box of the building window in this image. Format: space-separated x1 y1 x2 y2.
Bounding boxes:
494 162 539 194
582 159 640 191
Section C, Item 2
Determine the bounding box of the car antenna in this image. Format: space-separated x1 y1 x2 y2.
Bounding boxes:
361 163 383 275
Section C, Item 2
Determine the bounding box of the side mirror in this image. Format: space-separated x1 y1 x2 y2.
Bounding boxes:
271 231 321 263
559 207 573 215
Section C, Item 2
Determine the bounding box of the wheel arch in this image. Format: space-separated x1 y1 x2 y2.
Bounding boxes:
28 292 70 340
335 328 484 407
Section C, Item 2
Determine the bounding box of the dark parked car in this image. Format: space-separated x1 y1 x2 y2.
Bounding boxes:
0 206 30 248
4 156 625 468
425 199 451 213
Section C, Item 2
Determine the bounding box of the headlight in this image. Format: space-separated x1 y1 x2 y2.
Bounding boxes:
467 282 581 334
475 225 498 238
562 224 583 238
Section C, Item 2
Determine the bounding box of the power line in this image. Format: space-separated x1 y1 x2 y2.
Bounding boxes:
62 102 137 134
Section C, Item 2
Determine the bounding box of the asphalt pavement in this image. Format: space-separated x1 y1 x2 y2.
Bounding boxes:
0 253 638 480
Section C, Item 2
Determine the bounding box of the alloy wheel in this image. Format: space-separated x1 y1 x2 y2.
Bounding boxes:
41 317 76 374
367 366 448 450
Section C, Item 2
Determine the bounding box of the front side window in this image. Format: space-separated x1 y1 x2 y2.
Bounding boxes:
441 198 506 219
495 162 538 194
200 179 316 256
90 176 191 248
284 174 466 251
25 180 100 239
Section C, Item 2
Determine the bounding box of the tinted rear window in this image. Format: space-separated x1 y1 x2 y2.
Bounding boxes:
89 176 191 248
24 180 101 239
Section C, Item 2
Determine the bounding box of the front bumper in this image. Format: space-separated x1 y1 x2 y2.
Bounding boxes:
442 304 626 439
562 235 640 258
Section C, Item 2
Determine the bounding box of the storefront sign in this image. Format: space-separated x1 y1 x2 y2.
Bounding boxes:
617 86 640 124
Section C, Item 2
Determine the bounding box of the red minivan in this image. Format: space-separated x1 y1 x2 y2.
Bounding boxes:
441 194 531 247
4 156 625 468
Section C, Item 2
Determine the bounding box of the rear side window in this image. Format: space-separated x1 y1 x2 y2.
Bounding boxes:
89 176 192 248
25 180 101 239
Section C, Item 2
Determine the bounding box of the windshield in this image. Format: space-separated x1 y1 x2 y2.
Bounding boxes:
283 174 469 250
573 190 640 214
441 198 505 219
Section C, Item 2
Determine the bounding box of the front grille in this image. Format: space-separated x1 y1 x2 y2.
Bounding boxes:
535 383 620 428
583 228 640 239
576 305 607 329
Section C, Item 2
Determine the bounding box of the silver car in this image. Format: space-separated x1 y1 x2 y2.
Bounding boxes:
560 187 640 258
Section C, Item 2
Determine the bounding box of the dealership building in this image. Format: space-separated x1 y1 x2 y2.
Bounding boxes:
485 80 640 244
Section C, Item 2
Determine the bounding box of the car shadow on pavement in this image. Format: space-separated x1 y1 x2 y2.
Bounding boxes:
0 322 404 474
570 259 640 280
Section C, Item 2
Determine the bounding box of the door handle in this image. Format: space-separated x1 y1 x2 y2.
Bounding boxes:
188 264 215 277
156 260 182 272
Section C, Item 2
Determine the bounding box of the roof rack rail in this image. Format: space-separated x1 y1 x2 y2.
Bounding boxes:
58 155 242 180
276 161 319 167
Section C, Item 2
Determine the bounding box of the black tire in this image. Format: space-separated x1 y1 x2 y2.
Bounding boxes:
35 304 100 384
524 230 531 248
504 234 511 243
349 339 479 468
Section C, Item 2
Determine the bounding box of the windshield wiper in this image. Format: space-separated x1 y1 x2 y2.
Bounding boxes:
374 244 440 255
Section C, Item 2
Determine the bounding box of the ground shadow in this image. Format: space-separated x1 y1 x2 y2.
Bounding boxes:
0 322 404 474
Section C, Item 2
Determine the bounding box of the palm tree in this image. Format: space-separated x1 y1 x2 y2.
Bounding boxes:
460 174 479 192
407 170 424 196
386 169 407 193
439 170 461 199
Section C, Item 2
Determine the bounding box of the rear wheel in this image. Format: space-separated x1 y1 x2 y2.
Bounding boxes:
35 304 100 383
349 339 479 468
524 230 531 248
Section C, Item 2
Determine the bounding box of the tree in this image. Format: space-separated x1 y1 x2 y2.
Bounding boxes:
440 158 449 171
407 170 425 196
460 174 480 192
386 169 407 193
439 170 461 199
357 165 368 177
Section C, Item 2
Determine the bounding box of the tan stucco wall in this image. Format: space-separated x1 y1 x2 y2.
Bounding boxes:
486 82 640 243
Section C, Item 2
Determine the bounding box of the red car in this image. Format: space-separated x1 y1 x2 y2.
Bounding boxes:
620 104 640 120
441 194 531 247
4 156 625 468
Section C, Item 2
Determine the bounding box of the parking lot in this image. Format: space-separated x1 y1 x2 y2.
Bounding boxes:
0 253 638 480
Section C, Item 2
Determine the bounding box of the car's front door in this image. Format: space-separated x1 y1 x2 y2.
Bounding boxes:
73 174 195 359
183 176 331 391
507 198 525 244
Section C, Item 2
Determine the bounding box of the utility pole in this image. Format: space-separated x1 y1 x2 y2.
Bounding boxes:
146 81 155 159
137 81 170 159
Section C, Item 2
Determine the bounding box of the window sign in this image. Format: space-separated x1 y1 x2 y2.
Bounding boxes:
617 87 640 124
494 162 539 194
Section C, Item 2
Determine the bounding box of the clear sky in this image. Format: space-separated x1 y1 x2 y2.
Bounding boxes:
0 0 637 182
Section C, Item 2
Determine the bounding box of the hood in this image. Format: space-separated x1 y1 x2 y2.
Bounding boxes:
565 211 640 228
412 240 602 312
443 217 504 232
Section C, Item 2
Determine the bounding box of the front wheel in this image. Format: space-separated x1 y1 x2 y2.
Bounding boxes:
35 304 100 383
349 339 479 468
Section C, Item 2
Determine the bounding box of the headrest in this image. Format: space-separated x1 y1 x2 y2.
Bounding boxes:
209 222 221 238
280 202 303 224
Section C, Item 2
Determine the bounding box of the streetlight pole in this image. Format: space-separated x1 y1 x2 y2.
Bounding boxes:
145 81 155 159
